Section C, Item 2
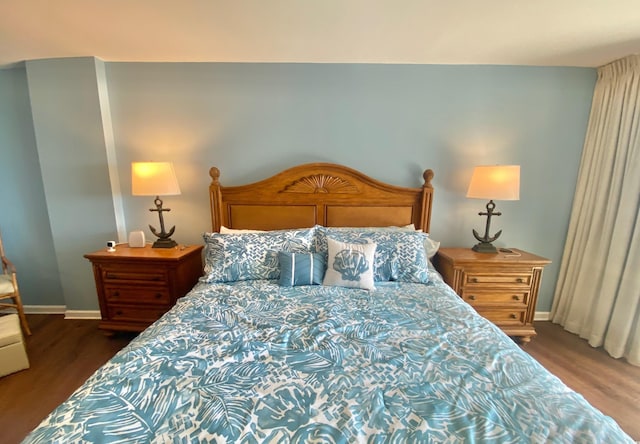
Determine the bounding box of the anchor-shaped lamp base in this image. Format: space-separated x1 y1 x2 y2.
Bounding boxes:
471 200 502 254
149 196 177 248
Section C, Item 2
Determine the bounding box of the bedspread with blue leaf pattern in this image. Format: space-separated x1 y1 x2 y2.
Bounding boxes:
24 274 632 443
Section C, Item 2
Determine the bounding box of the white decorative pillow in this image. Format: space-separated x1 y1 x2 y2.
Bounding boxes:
323 238 376 291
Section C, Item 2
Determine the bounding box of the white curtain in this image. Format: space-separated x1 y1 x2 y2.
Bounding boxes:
551 54 640 366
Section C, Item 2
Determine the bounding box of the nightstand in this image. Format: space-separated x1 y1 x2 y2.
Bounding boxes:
85 244 203 333
433 248 550 343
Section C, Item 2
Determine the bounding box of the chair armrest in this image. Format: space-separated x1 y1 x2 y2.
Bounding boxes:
1 255 17 274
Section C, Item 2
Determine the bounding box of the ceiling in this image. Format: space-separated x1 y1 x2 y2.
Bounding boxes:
1 0 640 68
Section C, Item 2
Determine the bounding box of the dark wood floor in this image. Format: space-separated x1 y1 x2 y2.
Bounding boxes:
522 321 640 441
0 315 135 444
1 316 638 443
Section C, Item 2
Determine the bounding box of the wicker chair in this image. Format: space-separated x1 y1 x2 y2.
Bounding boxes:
0 230 30 335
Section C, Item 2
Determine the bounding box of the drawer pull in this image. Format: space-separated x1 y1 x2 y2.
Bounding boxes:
512 295 520 301
516 278 524 283
468 295 476 300
113 291 119 297
470 277 478 283
155 293 163 299
115 310 123 316
510 313 518 319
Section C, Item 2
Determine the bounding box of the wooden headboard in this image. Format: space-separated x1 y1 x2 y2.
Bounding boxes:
209 163 434 233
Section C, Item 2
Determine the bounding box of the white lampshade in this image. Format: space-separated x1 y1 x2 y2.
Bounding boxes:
466 165 520 201
131 162 181 196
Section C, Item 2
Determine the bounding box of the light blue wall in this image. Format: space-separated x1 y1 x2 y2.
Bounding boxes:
108 63 595 311
0 59 597 312
0 65 64 306
25 58 120 310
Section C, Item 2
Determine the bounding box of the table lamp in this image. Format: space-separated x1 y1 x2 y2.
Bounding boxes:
131 162 181 248
466 165 520 253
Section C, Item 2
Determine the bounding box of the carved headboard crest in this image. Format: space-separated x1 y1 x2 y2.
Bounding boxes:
281 174 359 194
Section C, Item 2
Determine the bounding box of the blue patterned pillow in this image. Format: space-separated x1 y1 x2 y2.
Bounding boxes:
323 238 376 290
315 226 430 283
201 228 315 283
278 252 326 286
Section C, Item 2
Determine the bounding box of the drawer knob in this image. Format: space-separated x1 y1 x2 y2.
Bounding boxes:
468 295 476 300
512 295 520 301
113 291 119 297
470 277 478 283
155 293 162 299
510 313 518 319
116 310 123 316
516 278 524 283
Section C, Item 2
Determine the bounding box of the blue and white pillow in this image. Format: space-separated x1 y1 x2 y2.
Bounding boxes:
315 226 430 283
278 252 325 287
323 238 376 291
201 228 315 283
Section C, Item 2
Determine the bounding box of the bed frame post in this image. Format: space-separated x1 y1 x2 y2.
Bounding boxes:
420 169 434 234
209 167 223 232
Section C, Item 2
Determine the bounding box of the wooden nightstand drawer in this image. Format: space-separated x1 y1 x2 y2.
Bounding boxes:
85 244 204 333
461 290 529 307
107 305 168 322
476 309 526 325
464 273 531 286
102 268 168 284
105 287 171 305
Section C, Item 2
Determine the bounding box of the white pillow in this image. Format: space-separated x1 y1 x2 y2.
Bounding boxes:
323 238 376 291
423 235 440 259
328 224 416 231
219 226 265 234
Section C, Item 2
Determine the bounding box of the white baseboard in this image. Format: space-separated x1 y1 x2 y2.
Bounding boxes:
64 310 101 320
3 305 101 319
534 311 551 321
2 305 67 315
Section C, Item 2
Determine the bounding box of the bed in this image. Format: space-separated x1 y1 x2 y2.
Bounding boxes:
25 163 632 443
